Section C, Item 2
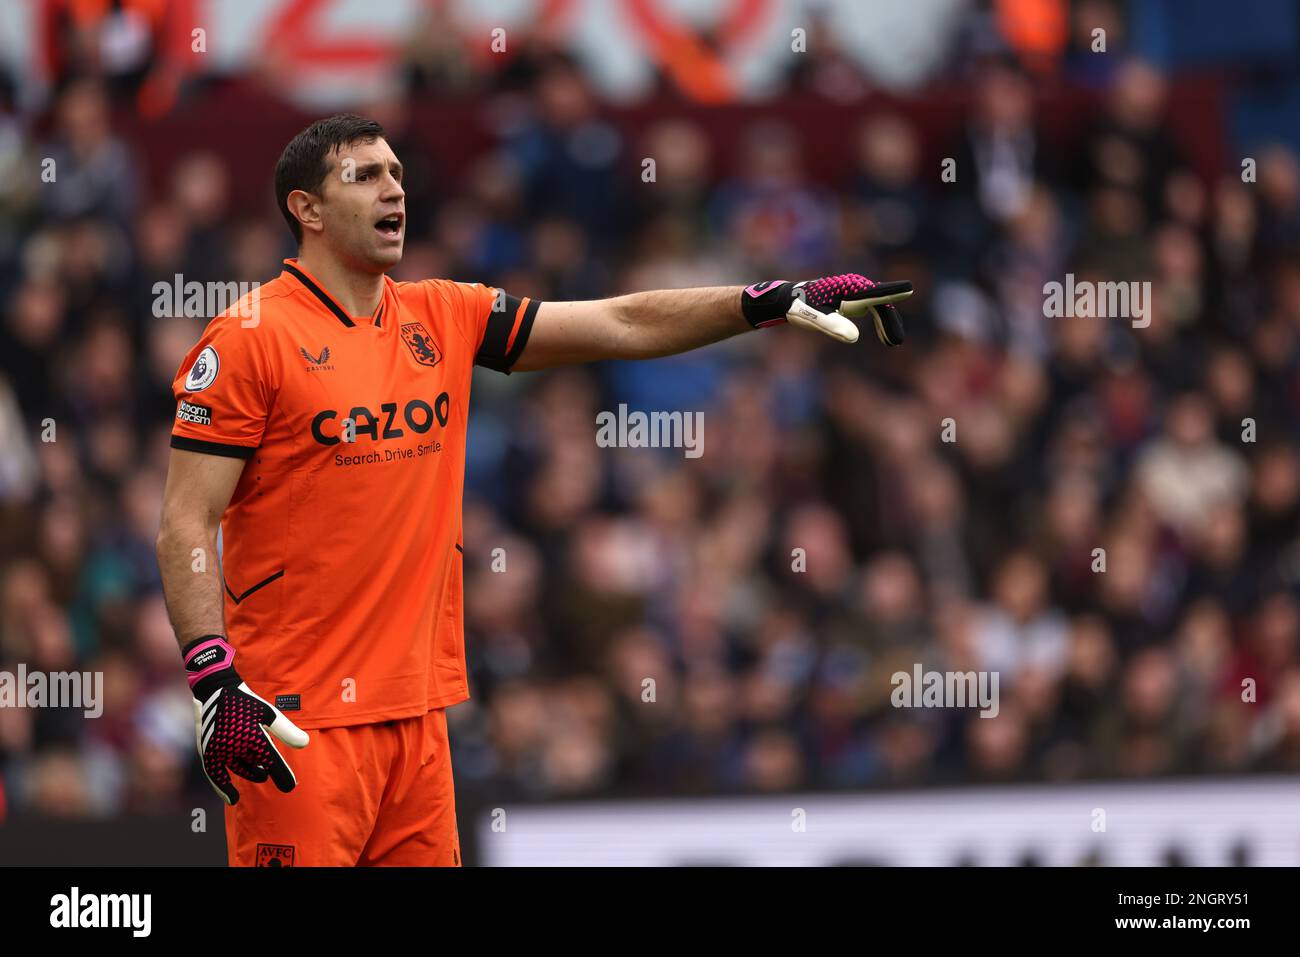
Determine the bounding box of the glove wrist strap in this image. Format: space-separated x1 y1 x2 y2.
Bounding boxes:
740 280 794 329
183 635 241 700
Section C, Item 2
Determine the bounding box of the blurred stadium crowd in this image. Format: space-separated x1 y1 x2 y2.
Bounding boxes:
3 0 1300 822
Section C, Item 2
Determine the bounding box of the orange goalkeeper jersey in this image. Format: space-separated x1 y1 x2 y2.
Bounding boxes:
170 259 538 729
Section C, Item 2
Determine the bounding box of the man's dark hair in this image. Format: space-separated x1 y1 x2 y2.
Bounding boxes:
274 113 385 243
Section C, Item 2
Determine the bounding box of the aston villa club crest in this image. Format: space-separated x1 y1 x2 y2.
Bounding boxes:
255 843 296 867
400 322 442 368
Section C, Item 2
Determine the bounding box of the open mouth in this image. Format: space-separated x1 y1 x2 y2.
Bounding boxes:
375 213 403 240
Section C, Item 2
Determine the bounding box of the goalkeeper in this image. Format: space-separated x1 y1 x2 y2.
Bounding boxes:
156 114 910 866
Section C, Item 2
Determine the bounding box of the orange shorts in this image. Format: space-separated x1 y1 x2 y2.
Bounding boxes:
224 707 461 867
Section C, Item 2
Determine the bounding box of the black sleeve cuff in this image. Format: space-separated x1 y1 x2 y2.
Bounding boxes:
170 435 257 459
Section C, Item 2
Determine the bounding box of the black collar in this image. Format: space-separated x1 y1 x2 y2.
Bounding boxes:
284 262 355 328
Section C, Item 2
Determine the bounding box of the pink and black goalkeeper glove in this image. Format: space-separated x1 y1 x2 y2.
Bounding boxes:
183 635 309 805
741 274 912 346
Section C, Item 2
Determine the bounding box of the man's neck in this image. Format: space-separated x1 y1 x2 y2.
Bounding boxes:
296 248 385 318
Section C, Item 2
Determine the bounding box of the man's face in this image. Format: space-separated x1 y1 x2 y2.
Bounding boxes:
314 136 405 272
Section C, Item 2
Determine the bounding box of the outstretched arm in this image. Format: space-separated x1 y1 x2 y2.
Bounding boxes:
511 274 911 372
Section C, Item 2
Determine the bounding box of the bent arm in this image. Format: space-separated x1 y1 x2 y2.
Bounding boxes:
156 448 246 651
511 286 747 372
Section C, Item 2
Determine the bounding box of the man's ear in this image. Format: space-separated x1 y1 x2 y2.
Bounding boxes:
286 189 323 235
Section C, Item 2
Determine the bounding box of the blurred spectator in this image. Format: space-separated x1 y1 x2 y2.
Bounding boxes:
39 79 138 228
1135 391 1249 541
946 58 1060 262
1076 60 1191 225
712 121 836 274
784 8 872 102
504 55 624 242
